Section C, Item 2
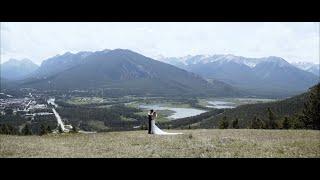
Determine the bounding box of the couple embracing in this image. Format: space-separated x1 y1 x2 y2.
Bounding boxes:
147 109 183 135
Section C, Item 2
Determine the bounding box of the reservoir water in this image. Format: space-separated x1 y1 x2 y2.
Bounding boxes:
139 104 207 120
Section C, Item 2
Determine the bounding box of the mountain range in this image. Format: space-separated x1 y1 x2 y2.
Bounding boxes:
17 49 239 97
1 50 318 98
158 55 319 97
291 62 319 76
0 58 39 80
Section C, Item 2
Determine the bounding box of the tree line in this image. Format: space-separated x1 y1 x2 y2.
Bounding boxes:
217 84 319 130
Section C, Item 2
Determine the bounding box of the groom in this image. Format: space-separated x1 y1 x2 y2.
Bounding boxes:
147 109 154 134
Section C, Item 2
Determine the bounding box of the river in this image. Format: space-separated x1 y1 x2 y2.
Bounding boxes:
47 98 58 108
48 98 96 133
139 104 207 120
48 98 66 131
52 108 67 132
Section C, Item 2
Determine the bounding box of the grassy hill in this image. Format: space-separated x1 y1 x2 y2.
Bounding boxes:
1 129 319 158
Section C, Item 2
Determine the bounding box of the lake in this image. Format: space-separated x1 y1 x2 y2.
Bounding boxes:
207 101 236 109
139 104 207 120
205 98 277 109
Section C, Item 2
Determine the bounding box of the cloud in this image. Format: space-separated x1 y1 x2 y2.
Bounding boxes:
0 22 319 65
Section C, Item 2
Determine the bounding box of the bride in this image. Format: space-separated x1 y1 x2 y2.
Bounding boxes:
148 110 183 135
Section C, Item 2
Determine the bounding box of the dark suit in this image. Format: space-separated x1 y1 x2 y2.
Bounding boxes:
148 114 152 134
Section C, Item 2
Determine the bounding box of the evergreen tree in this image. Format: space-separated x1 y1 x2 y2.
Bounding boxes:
232 118 239 129
282 116 290 129
250 116 264 129
267 108 277 129
22 124 32 135
46 126 52 133
299 84 320 129
4 108 13 115
0 124 9 134
258 118 266 129
39 124 47 136
219 116 229 129
250 116 258 129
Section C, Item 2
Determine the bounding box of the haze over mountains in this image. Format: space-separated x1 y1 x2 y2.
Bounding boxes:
158 55 319 97
0 58 39 80
8 49 238 97
28 51 95 78
1 49 319 98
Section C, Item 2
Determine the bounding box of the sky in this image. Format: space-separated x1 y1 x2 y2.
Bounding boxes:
1 22 319 65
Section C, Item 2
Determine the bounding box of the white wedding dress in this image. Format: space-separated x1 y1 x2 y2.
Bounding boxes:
151 120 183 135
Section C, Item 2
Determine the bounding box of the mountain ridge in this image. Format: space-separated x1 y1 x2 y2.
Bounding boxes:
0 58 39 80
19 49 240 97
157 54 319 97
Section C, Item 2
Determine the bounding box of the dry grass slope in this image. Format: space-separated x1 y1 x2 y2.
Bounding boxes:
0 129 319 158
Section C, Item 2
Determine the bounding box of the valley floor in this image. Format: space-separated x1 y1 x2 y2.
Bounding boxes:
0 129 319 158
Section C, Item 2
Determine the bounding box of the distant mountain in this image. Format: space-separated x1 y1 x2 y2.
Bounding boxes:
158 55 319 97
20 49 240 97
0 58 39 80
27 50 98 78
292 62 319 76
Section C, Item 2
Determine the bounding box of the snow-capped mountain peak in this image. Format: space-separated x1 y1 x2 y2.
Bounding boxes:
259 56 291 68
291 61 320 76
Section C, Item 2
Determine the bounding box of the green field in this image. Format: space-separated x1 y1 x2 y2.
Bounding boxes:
1 129 319 158
66 97 105 105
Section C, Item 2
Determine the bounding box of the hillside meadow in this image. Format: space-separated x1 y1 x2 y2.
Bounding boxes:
1 129 319 158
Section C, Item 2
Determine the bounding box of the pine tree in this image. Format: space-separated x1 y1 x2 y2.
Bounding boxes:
267 108 277 129
6 124 13 135
39 124 47 136
250 116 258 129
46 126 52 133
250 116 264 129
219 116 229 129
299 84 320 129
257 118 265 129
282 116 290 129
232 118 239 129
4 108 13 115
22 124 32 135
0 124 9 134
2 124 9 134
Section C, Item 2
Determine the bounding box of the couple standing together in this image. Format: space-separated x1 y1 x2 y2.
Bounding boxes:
147 109 183 135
